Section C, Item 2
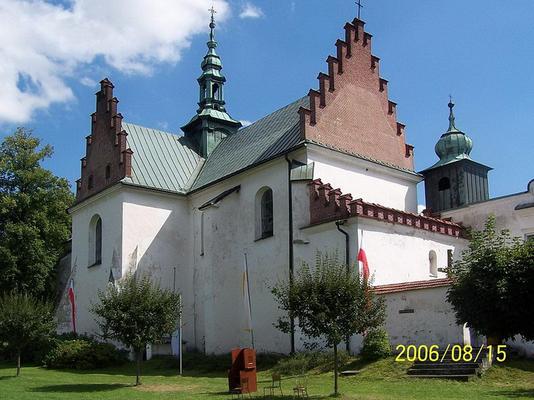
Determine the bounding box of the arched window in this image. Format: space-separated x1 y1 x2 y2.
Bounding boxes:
438 177 451 191
212 83 219 100
429 250 437 277
89 215 102 266
256 188 273 239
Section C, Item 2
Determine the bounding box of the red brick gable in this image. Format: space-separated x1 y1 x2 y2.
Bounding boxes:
76 79 133 203
299 19 414 171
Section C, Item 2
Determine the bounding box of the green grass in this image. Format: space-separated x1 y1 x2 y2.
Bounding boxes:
0 356 533 399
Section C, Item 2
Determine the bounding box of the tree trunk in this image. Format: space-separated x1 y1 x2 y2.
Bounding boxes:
333 343 338 396
16 351 21 377
135 350 142 386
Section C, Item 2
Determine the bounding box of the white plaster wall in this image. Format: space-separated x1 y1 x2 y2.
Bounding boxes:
189 156 302 355
121 187 194 352
442 184 534 240
296 217 464 286
380 287 463 348
306 145 421 213
68 186 124 335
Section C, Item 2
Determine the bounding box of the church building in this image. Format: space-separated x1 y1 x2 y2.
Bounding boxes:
57 11 533 356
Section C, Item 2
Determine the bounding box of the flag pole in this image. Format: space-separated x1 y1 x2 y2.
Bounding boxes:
244 253 255 349
179 293 183 376
173 267 183 376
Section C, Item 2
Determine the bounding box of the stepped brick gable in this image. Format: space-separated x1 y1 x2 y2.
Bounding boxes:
76 79 133 202
309 179 462 237
299 19 414 170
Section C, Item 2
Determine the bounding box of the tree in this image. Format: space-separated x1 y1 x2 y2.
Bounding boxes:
447 216 534 342
507 239 534 340
0 291 55 376
0 128 74 299
91 273 181 385
272 252 386 396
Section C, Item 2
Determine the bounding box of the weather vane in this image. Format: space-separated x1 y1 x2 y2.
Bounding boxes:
356 0 363 19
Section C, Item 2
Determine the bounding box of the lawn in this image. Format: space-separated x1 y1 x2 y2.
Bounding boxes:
1 356 533 400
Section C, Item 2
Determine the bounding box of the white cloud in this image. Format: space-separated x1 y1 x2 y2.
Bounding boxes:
239 2 263 19
79 77 97 88
418 204 427 214
0 0 230 123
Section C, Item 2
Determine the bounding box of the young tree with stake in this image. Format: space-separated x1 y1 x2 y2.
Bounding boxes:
92 273 181 385
272 251 385 396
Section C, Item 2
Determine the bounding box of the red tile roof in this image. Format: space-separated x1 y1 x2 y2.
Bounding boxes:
374 278 452 295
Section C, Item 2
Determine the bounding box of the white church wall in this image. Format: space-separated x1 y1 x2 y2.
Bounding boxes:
68 185 124 336
121 186 194 354
442 181 534 240
380 286 463 348
296 217 464 286
306 145 421 213
189 155 306 355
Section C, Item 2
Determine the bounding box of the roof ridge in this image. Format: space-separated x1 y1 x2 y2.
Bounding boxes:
123 121 182 139
237 96 308 133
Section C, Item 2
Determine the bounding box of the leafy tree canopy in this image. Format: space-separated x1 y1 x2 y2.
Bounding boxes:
0 128 73 298
91 273 181 385
0 291 55 376
272 251 386 395
447 215 534 341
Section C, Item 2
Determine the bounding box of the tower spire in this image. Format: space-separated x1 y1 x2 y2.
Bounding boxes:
181 6 241 158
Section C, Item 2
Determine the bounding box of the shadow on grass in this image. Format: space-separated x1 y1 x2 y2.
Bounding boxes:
202 393 330 399
342 357 374 372
491 389 534 398
503 360 534 373
30 383 130 393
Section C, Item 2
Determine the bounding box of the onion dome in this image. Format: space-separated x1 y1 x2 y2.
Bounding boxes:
432 100 473 168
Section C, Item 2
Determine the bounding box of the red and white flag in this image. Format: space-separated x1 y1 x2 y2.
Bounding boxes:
68 279 77 334
358 246 370 283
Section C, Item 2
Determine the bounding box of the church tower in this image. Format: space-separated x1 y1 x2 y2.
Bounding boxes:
421 100 492 213
181 9 241 157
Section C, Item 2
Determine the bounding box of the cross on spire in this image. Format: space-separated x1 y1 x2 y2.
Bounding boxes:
208 5 217 41
356 0 363 19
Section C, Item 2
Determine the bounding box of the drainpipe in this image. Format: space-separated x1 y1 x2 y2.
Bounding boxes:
285 154 295 354
335 220 351 353
335 220 350 274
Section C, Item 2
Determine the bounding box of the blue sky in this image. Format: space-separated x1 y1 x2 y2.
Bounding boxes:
1 0 532 203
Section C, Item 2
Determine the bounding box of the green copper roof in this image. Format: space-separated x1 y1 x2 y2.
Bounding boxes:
191 97 309 190
122 123 203 193
423 100 474 171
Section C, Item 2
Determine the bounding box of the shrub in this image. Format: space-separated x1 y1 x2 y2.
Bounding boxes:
361 327 391 360
43 338 127 369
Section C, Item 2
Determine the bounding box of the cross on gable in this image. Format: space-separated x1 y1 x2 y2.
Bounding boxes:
356 0 363 19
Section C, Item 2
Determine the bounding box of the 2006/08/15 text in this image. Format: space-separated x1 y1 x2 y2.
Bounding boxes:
395 344 507 363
